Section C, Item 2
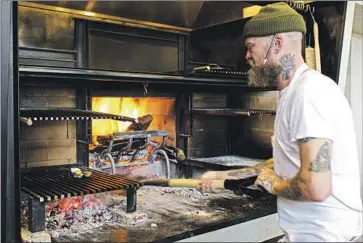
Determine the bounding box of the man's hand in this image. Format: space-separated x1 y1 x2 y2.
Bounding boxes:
197 179 224 194
254 167 282 195
200 170 228 180
197 171 228 194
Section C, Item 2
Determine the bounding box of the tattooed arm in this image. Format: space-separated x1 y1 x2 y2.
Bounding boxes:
273 137 333 201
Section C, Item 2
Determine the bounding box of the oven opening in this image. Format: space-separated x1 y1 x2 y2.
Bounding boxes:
89 96 178 179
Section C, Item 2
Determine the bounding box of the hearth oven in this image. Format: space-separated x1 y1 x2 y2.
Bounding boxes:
1 1 347 242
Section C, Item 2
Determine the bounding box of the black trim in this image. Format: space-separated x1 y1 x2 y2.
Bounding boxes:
76 88 90 166
75 19 88 69
1 1 21 242
334 1 348 85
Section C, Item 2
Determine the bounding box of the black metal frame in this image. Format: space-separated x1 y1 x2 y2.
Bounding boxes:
1 1 21 242
76 87 91 166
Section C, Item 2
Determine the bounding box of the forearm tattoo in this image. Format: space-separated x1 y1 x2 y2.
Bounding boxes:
277 176 307 201
309 142 331 172
280 53 296 80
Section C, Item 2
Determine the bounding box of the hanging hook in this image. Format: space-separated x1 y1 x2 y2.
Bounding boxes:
299 2 305 11
143 82 148 96
304 4 309 13
308 4 315 23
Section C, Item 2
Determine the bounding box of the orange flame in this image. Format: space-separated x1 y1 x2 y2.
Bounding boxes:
91 97 176 146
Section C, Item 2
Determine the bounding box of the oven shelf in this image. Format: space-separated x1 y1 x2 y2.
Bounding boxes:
190 108 276 117
19 65 277 90
19 107 138 123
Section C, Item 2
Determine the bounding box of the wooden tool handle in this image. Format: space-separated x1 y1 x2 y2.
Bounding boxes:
141 178 225 189
313 22 321 72
168 179 225 189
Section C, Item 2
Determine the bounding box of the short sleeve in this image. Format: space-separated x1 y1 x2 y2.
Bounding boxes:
290 91 334 143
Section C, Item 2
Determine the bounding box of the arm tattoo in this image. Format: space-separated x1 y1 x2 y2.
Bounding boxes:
277 176 307 201
279 54 296 80
298 137 317 143
309 142 331 172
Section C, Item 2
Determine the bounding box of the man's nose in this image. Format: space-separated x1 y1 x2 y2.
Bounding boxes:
245 51 251 61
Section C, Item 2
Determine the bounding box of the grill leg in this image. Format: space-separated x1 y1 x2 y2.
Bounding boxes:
126 187 137 213
28 197 45 233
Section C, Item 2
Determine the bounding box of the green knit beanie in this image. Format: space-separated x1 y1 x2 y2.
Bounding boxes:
243 2 306 38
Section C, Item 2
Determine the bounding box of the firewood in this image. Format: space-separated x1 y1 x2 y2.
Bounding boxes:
125 114 153 132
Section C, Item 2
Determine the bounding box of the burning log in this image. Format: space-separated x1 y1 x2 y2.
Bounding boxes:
125 114 153 132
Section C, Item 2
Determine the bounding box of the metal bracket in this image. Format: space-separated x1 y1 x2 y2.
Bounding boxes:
96 130 169 174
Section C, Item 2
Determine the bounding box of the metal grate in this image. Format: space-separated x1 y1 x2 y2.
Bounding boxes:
21 166 141 202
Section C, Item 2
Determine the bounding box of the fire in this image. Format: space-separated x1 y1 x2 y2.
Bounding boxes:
92 97 149 144
91 97 176 145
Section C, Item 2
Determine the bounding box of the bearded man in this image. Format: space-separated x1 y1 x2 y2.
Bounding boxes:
197 2 362 242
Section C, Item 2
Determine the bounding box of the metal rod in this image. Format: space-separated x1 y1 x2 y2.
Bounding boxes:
19 117 33 126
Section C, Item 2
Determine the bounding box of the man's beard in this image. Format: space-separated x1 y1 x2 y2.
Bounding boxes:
247 61 282 88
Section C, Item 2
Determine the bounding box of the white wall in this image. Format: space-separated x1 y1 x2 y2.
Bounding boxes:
350 33 363 201
340 2 363 202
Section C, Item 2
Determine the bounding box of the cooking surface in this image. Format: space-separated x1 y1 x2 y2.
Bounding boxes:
50 186 276 242
21 166 141 202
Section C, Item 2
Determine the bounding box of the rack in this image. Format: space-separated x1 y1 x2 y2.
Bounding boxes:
191 108 276 117
284 1 315 13
19 107 139 126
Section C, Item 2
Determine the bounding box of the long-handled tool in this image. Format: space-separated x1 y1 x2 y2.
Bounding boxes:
305 6 321 72
140 176 267 198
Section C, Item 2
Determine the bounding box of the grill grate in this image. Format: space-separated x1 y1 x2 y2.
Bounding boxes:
21 166 141 202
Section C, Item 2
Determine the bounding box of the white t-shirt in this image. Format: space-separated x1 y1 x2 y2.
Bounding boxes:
273 63 363 242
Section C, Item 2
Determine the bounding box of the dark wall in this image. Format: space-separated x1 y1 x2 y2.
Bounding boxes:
188 18 248 71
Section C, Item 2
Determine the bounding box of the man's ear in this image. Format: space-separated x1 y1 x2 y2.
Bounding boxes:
274 35 284 54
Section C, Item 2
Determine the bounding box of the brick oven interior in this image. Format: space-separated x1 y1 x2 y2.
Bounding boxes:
19 86 277 171
1 1 347 242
